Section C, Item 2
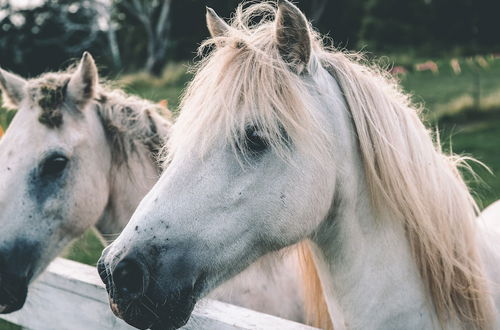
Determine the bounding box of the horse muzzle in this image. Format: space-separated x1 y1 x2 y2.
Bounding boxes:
0 272 29 313
0 244 35 314
107 293 195 330
98 250 198 330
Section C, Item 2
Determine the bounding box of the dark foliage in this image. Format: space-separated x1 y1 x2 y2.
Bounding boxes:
0 0 499 76
0 0 106 77
360 0 500 53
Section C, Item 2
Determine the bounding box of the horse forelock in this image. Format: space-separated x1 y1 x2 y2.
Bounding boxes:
170 1 494 328
26 72 73 128
165 4 331 167
22 67 171 171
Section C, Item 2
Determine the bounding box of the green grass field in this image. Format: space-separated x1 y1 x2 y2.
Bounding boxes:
398 55 500 119
1 54 500 329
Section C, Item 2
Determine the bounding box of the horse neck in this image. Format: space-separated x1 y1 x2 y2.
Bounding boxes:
308 66 439 329
313 191 440 329
96 151 159 243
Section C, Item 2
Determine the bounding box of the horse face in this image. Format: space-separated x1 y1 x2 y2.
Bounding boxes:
100 133 332 328
98 2 335 328
0 53 111 313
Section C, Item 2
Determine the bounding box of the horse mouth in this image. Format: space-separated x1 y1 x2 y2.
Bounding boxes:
0 277 28 314
109 297 156 329
0 294 28 314
109 296 194 330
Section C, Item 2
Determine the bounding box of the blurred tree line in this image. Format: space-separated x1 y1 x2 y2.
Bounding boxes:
0 0 499 77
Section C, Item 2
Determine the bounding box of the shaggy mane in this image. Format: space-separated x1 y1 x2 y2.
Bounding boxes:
321 50 493 330
95 88 171 167
170 2 494 329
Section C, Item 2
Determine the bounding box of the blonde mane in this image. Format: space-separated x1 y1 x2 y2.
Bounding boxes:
169 2 494 329
321 51 494 328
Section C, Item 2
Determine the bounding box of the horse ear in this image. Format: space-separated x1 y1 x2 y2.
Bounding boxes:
67 52 98 107
206 7 229 38
275 0 312 74
0 68 27 109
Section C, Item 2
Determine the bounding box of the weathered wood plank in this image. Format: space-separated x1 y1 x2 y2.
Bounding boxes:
1 258 316 330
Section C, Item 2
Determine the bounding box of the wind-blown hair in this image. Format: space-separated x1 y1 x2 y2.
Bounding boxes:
168 2 494 329
322 52 494 328
166 3 330 165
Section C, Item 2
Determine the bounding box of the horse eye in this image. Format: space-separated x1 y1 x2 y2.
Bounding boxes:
244 127 268 154
41 155 69 177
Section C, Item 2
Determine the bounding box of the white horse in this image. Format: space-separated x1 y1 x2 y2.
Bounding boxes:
0 53 168 313
99 1 500 329
0 53 305 321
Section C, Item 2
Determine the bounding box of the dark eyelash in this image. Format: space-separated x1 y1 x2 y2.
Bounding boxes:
243 127 268 154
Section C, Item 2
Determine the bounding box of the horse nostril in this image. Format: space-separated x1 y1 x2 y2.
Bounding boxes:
112 258 147 298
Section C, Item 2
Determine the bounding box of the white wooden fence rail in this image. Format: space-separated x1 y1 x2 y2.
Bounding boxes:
0 258 316 330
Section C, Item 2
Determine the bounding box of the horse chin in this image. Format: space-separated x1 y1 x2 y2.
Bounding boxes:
110 294 195 330
0 296 27 314
0 277 28 314
0 294 28 314
109 298 155 329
